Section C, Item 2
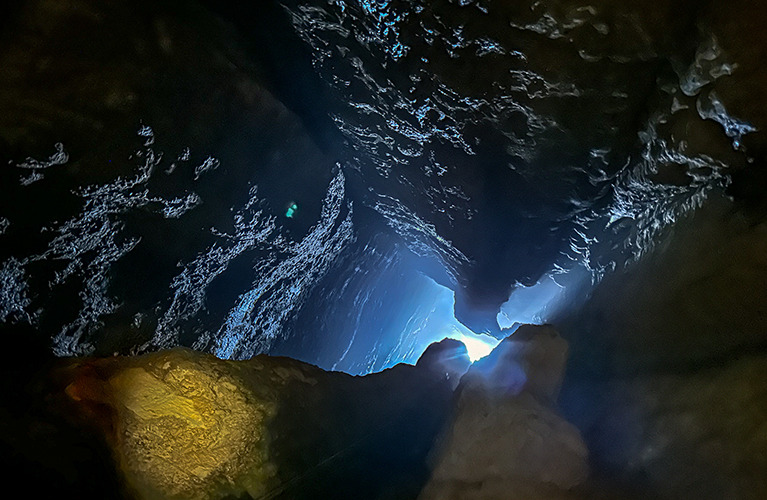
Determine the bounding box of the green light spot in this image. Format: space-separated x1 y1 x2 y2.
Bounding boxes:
285 203 298 218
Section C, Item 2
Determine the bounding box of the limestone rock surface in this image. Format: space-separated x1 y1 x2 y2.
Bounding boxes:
61 346 456 500
556 193 767 499
420 325 589 500
562 353 767 500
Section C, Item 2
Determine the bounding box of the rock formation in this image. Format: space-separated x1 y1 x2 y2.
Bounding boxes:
415 337 472 389
27 325 593 500
2 2 767 499
556 193 767 499
46 324 598 500
8 314 767 500
419 325 589 500
60 346 456 499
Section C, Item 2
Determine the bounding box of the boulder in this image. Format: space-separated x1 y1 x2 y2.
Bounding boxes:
462 324 570 403
416 337 472 389
420 325 589 500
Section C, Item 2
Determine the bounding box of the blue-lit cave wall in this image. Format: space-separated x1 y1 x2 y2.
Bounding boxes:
1 0 765 374
272 230 500 373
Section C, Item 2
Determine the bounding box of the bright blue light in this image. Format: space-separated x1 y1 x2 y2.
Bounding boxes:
374 275 499 369
449 328 499 362
321 249 584 375
497 265 590 329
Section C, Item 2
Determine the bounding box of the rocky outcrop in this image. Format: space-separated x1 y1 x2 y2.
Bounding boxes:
52 326 596 500
60 346 456 500
419 325 589 500
34 317 767 500
65 350 274 500
0 0 341 357
415 337 472 389
558 194 767 377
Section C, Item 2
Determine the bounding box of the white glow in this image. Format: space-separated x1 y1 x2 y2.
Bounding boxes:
373 274 504 372
451 332 499 362
497 265 591 329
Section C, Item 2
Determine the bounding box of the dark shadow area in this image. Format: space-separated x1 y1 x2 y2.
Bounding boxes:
264 362 454 500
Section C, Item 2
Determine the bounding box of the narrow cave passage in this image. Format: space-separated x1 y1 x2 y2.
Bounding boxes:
1 1 767 499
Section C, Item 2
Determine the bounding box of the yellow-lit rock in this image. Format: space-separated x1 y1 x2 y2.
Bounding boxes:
66 349 279 500
63 347 455 500
106 352 275 500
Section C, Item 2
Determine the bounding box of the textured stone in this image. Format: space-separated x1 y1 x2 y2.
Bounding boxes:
420 325 589 500
562 354 767 500
558 193 767 375
62 346 456 500
65 350 277 499
556 193 767 499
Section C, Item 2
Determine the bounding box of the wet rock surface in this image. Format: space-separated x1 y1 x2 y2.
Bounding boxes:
3 0 767 359
278 0 767 332
0 0 348 358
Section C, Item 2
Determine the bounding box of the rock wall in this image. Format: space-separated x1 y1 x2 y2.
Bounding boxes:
556 193 767 499
8 315 767 499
